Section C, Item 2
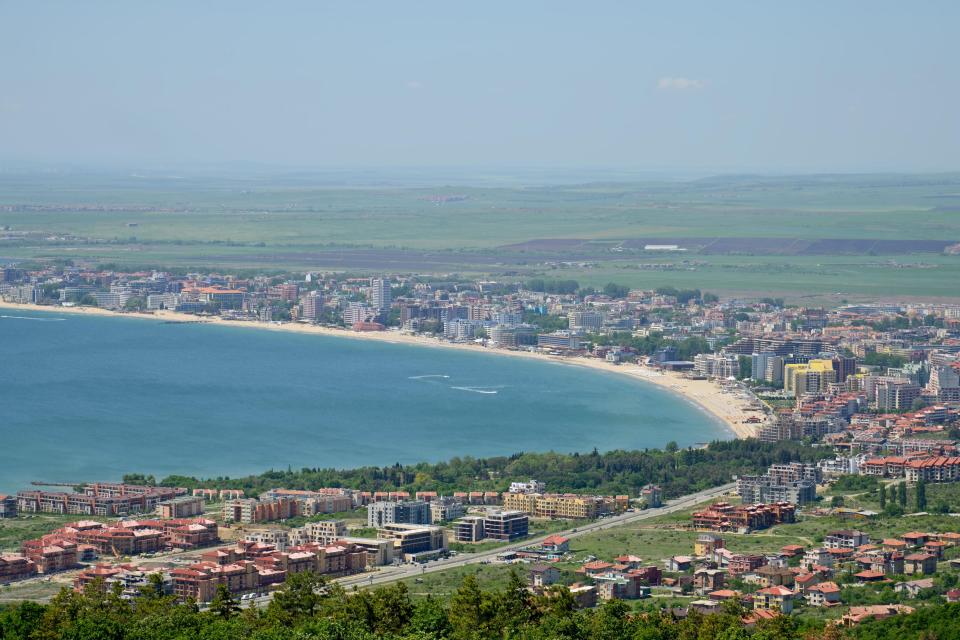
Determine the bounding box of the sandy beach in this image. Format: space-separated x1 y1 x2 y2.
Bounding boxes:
0 301 761 439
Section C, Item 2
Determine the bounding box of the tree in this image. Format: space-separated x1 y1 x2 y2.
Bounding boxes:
916 480 927 512
408 596 452 638
371 582 413 635
448 574 486 639
879 484 886 509
492 570 534 631
124 297 146 312
898 482 907 508
267 568 326 623
602 282 629 299
209 585 239 620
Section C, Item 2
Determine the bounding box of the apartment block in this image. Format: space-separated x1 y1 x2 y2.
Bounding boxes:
452 516 486 543
367 500 431 528
737 476 817 506
260 489 353 515
785 359 835 397
20 541 78 574
335 537 395 566
0 494 16 518
157 496 205 519
692 502 796 532
0 554 37 582
291 520 348 546
483 510 530 541
17 484 182 517
536 331 582 351
377 524 447 558
222 497 299 524
429 497 465 523
502 492 619 519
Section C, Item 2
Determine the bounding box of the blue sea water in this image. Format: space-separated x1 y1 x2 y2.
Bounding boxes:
0 310 729 492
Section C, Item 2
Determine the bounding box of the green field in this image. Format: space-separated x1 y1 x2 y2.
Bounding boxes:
0 513 110 553
2 171 960 299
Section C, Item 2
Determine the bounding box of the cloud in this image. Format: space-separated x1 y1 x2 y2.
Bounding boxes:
657 77 705 91
406 80 424 90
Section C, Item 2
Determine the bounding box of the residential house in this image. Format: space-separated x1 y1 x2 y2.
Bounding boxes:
694 533 725 557
895 578 935 597
824 530 870 550
693 568 725 595
806 582 841 607
754 586 795 614
541 535 570 554
753 565 795 588
840 605 914 627
665 556 693 572
794 572 821 594
529 564 560 589
903 553 938 575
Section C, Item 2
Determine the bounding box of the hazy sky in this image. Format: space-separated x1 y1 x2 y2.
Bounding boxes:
2 1 958 172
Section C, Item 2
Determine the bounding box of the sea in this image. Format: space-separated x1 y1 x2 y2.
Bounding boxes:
0 310 729 492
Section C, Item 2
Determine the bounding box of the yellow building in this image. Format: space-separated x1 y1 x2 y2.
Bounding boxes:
501 493 616 519
784 359 835 397
694 533 725 557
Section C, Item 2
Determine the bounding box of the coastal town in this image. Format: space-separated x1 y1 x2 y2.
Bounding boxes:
3 262 960 629
4 263 960 436
4 1 959 636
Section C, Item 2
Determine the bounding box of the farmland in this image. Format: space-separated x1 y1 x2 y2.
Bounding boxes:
2 170 960 300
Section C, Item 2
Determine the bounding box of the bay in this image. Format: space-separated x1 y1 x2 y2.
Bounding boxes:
0 310 729 492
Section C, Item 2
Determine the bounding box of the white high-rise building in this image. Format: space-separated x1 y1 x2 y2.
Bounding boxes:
370 278 391 311
301 290 324 322
343 302 373 325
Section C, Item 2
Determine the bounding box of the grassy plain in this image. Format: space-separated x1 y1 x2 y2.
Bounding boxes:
2 171 960 299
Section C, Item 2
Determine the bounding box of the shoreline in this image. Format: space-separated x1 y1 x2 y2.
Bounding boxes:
0 301 760 439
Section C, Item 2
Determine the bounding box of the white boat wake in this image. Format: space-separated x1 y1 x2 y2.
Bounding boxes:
0 315 66 322
408 374 450 380
450 385 500 395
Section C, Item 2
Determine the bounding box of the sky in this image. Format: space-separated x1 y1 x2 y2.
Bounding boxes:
1 1 958 173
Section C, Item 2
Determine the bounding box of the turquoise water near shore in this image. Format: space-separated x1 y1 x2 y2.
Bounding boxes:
0 310 728 492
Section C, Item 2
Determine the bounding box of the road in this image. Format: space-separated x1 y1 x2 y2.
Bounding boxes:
240 482 735 606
